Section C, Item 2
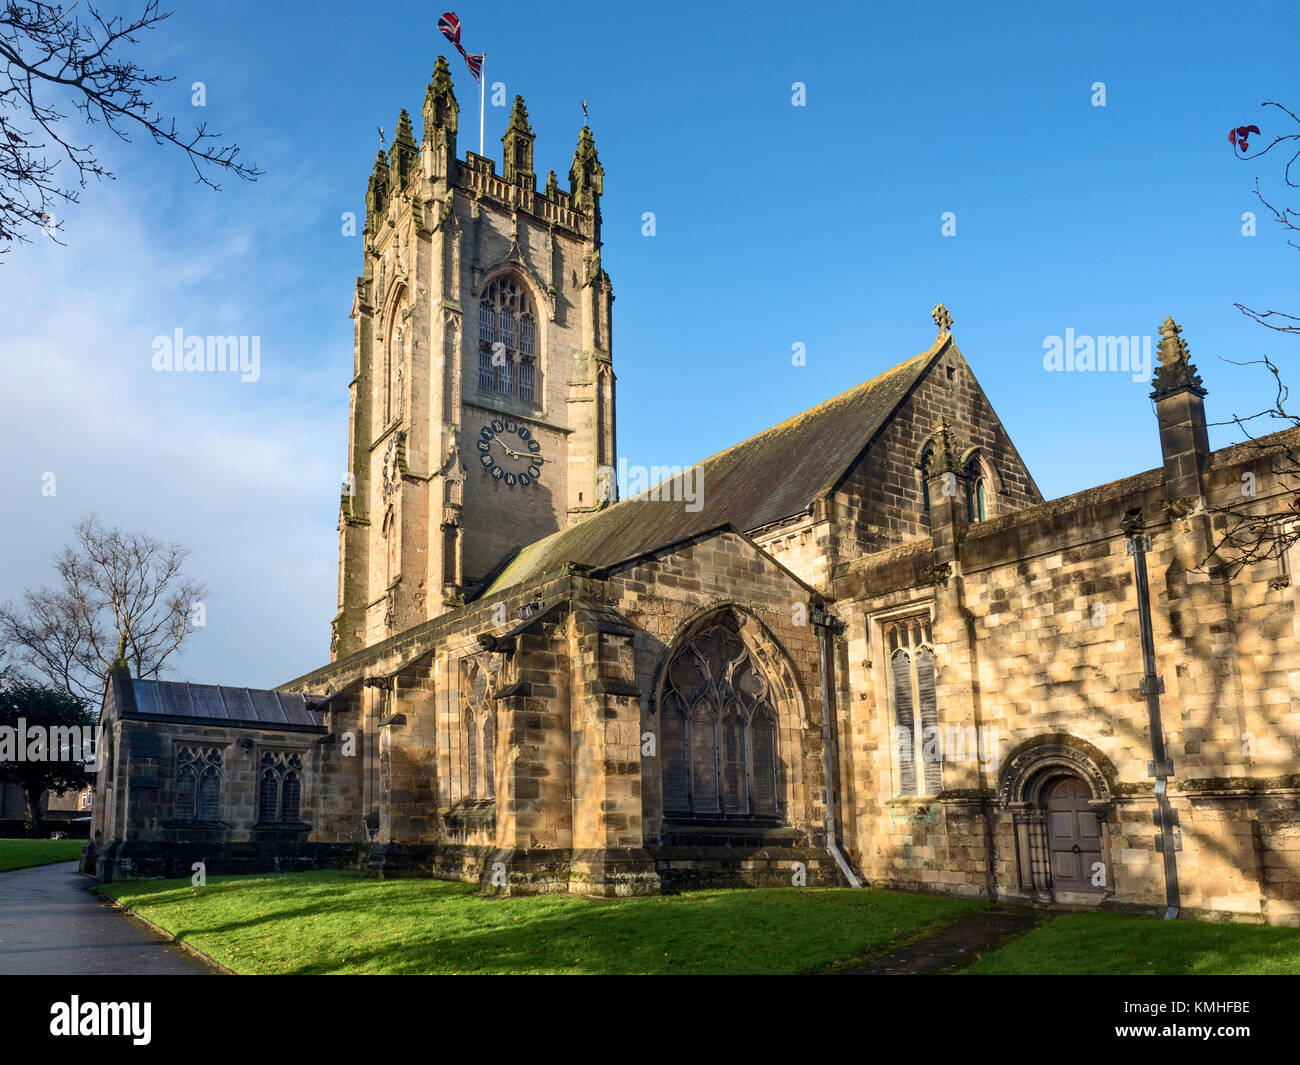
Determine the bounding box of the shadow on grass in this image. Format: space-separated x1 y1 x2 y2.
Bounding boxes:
104 871 978 975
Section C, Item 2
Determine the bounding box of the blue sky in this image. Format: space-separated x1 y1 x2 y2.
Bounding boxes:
1 0 1297 688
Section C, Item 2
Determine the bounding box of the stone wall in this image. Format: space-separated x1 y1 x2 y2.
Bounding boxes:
832 424 1300 922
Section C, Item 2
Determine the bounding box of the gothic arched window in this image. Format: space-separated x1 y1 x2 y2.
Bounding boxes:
964 454 992 523
477 276 539 401
660 623 780 819
886 617 941 796
461 657 498 801
174 747 222 822
258 752 305 823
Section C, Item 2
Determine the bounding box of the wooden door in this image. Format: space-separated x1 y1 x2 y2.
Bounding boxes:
1045 776 1102 893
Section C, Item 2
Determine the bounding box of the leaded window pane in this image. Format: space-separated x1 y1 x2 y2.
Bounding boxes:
690 703 719 814
750 708 778 816
478 347 494 391
720 706 747 814
466 709 478 800
892 649 917 795
499 311 515 351
280 772 301 822
518 359 535 402
916 648 942 793
498 354 513 395
519 314 535 357
661 699 690 813
174 766 197 821
478 302 495 344
198 768 221 821
482 711 495 800
259 770 279 823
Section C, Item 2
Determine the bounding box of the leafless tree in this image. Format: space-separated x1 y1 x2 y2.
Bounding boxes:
1203 101 1300 577
0 0 260 253
0 515 207 704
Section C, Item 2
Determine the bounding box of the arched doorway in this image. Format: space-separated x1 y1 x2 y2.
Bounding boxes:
1044 775 1103 894
999 738 1114 900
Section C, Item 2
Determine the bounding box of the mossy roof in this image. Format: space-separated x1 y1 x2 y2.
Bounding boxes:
480 340 944 598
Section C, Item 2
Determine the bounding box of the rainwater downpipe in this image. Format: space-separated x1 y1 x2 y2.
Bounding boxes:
813 605 861 888
1122 508 1181 920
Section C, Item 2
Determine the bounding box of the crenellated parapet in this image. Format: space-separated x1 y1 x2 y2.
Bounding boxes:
359 58 604 250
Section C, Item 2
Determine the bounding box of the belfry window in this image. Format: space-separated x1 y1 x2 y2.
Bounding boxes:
518 314 536 358
477 276 539 401
885 617 941 796
174 747 223 822
660 623 780 819
478 302 496 391
258 752 304 823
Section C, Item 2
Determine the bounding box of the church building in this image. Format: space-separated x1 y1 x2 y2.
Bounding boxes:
85 58 1300 924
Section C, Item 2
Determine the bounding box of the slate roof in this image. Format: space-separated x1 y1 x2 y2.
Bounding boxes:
480 340 944 598
127 679 324 730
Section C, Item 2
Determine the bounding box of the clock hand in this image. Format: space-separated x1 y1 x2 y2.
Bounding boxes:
503 444 544 462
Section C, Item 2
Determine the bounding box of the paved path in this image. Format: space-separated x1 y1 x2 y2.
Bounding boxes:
845 910 1037 974
0 862 215 975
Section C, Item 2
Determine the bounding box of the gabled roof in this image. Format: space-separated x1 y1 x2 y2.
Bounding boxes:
480 338 946 598
126 679 325 731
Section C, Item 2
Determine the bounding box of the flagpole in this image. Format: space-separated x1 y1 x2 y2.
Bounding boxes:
479 54 486 156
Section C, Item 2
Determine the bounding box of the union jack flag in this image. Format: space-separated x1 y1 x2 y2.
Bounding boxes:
438 11 484 82
437 11 461 45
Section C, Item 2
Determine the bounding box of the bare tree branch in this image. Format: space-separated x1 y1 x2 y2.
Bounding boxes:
0 515 207 704
0 0 261 253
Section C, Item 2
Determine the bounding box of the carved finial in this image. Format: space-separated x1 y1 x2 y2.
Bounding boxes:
930 415 961 474
506 95 533 136
1151 316 1207 400
113 633 127 669
569 125 604 213
931 302 953 334
386 110 417 193
423 56 460 138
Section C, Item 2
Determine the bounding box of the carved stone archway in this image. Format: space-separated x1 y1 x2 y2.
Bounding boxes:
998 736 1116 900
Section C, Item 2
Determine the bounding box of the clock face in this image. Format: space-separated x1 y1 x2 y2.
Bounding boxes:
476 418 543 488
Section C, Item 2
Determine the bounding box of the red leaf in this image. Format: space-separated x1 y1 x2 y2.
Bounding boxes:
1229 128 1238 144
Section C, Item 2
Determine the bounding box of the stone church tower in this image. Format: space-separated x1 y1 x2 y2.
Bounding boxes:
333 58 616 659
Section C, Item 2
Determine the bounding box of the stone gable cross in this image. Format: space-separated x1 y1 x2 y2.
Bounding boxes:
931 303 953 334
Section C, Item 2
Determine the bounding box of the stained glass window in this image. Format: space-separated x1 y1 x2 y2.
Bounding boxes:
659 623 780 818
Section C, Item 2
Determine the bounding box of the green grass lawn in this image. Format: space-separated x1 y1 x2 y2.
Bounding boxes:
100 871 977 975
962 911 1300 975
0 838 86 873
